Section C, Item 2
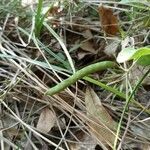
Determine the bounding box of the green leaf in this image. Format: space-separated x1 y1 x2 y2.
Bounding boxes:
116 47 136 63
131 47 150 60
117 47 150 63
137 55 150 66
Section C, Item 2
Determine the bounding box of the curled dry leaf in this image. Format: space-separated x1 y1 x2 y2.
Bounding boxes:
77 51 91 60
98 5 119 36
82 29 93 39
36 107 56 134
80 41 97 54
85 87 117 149
104 38 120 56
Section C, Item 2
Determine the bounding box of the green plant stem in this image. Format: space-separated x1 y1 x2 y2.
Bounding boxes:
46 61 116 95
84 76 125 99
83 76 150 114
113 68 150 150
35 0 44 37
36 0 43 22
35 1 56 37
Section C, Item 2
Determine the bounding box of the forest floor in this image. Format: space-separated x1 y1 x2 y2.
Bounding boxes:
0 0 150 150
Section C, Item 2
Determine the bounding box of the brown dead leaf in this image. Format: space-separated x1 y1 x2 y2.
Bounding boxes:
104 38 120 56
80 41 96 54
142 144 150 150
82 29 93 39
129 65 150 85
7 128 23 139
77 51 91 60
98 5 119 36
85 87 117 148
37 107 56 133
69 134 97 150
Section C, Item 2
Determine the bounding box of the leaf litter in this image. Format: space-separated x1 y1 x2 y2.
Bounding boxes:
0 0 150 150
